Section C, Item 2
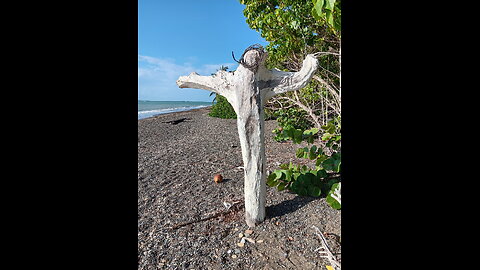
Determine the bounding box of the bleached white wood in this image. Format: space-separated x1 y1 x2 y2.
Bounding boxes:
262 54 319 100
176 48 318 227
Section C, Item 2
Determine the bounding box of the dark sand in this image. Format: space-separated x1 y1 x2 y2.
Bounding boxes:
138 107 341 269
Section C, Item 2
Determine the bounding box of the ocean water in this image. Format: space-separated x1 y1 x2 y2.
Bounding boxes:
138 100 211 120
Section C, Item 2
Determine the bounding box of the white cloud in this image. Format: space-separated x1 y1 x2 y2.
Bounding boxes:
138 55 237 101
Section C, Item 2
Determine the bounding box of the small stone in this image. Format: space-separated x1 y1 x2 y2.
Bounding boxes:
240 238 246 244
234 228 239 231
161 259 166 263
288 236 294 241
227 250 232 254
244 237 255 244
244 233 250 237
231 254 237 259
237 242 245 247
245 229 253 234
257 239 264 243
234 249 240 254
238 233 244 238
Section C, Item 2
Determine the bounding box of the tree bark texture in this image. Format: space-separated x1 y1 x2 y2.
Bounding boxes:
177 47 318 227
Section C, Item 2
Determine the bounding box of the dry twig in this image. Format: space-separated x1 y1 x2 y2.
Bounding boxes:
170 200 244 230
312 225 341 270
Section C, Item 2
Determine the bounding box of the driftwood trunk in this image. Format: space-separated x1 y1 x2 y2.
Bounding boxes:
177 45 318 227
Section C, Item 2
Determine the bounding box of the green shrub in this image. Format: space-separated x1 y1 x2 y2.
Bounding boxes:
271 107 314 142
208 95 237 119
267 118 341 210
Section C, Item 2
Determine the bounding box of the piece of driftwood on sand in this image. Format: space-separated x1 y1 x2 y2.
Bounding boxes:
176 44 318 227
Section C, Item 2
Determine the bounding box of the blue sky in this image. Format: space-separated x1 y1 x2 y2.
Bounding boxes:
138 0 268 101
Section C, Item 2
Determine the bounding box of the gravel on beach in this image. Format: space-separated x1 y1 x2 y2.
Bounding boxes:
138 107 341 269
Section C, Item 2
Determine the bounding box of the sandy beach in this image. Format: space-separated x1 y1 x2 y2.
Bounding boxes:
138 107 341 269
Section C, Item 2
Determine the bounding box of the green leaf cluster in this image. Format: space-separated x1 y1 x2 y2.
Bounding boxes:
295 146 340 173
267 163 326 197
268 118 341 209
312 0 341 34
208 95 237 119
240 0 339 69
271 107 314 142
267 162 340 200
320 117 341 151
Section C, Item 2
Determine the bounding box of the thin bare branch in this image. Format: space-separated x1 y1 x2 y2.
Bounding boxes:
312 225 341 270
276 95 321 129
313 51 341 57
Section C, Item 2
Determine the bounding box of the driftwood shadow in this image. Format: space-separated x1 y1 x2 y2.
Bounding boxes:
266 195 318 219
162 117 192 125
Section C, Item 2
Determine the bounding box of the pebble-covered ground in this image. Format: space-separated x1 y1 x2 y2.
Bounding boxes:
138 107 341 269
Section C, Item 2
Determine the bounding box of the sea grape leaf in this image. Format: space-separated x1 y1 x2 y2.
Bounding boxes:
322 133 334 141
316 169 327 179
322 157 335 171
284 169 293 181
277 182 286 191
322 155 341 172
308 185 322 197
272 170 284 180
312 7 321 21
326 194 341 209
313 0 325 16
322 178 340 194
299 173 316 186
296 186 308 196
333 160 341 173
303 128 319 136
311 173 323 186
325 0 336 10
316 154 328 167
293 129 304 144
266 174 278 187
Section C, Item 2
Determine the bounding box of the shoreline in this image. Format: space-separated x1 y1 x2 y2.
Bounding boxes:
138 106 212 121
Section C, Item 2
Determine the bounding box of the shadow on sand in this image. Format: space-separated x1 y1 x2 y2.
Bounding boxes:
266 195 318 219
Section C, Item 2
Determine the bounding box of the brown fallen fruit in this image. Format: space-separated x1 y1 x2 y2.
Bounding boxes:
213 174 223 183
